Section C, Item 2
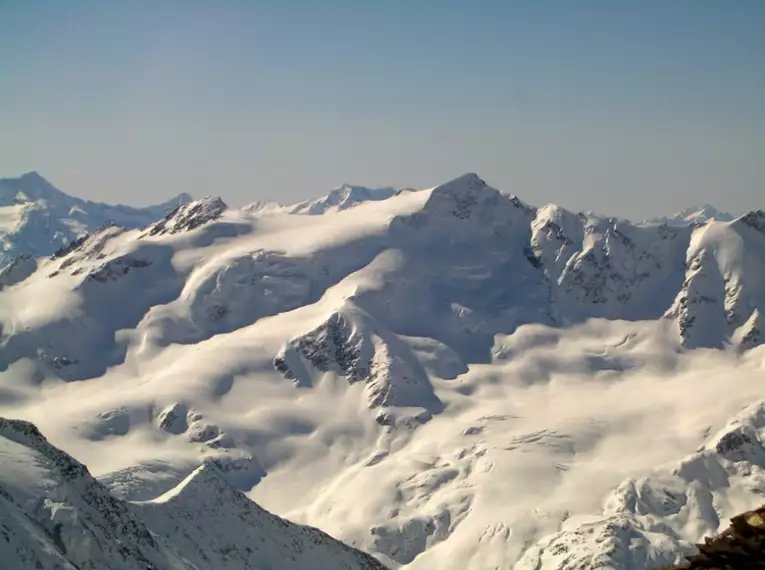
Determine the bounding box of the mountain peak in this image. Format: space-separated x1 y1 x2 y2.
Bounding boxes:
169 192 194 205
642 204 734 227
0 170 66 204
441 172 486 188
146 196 227 236
151 461 234 504
0 174 201 266
291 183 398 215
18 170 49 183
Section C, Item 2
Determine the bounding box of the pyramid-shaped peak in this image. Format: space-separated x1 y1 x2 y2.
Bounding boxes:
437 172 487 189
0 170 68 203
170 192 194 205
146 196 227 236
427 173 492 201
415 173 540 226
18 170 49 183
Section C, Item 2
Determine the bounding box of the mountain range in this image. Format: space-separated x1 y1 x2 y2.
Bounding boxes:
0 171 763 569
0 172 190 267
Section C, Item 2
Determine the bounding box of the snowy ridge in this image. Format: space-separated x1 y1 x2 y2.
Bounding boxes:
0 171 763 568
0 172 191 267
291 184 400 215
641 204 735 227
0 417 388 570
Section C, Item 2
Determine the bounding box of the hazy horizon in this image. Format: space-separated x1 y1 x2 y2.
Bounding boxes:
2 1 763 218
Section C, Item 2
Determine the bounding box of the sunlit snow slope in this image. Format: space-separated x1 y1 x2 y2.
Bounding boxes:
0 172 764 569
0 417 387 569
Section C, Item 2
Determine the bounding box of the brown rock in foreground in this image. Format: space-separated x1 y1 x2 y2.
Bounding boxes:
658 505 765 569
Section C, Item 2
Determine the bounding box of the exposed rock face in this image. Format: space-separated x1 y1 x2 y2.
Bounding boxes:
146 196 227 236
0 254 37 289
659 505 765 569
275 311 370 384
157 402 189 435
739 210 765 235
273 308 443 426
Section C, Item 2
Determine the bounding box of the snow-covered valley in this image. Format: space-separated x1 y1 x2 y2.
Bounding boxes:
0 172 763 569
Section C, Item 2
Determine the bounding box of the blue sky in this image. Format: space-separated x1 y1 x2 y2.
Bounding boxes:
1 1 763 217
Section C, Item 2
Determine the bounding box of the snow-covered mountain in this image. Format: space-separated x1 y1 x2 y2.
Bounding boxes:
242 184 405 217
0 172 191 267
641 204 735 227
0 172 763 569
290 184 401 215
0 417 387 569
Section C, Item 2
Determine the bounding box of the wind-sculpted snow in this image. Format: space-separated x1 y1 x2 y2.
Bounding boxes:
0 171 764 569
0 417 389 570
0 230 185 380
517 402 765 569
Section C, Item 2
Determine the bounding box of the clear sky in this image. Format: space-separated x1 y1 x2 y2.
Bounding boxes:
1 1 763 218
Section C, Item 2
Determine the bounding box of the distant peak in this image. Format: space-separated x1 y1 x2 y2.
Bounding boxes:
427 173 489 198
291 183 398 215
641 204 735 227
449 172 485 186
19 170 48 182
167 192 194 206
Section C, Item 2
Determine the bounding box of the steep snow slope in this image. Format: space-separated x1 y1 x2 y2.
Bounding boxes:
0 172 763 569
0 172 190 266
0 417 388 570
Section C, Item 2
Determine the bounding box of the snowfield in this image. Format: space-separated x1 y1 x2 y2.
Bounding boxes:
0 172 763 569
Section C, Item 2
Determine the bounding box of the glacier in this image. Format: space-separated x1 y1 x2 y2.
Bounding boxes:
0 171 763 569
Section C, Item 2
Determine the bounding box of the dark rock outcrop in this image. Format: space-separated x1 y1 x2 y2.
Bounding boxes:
659 505 765 569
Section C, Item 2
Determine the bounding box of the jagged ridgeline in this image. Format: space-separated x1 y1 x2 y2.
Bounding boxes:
1 171 764 568
3 172 764 383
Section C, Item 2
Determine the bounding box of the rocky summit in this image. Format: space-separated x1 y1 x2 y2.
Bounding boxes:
0 173 763 569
